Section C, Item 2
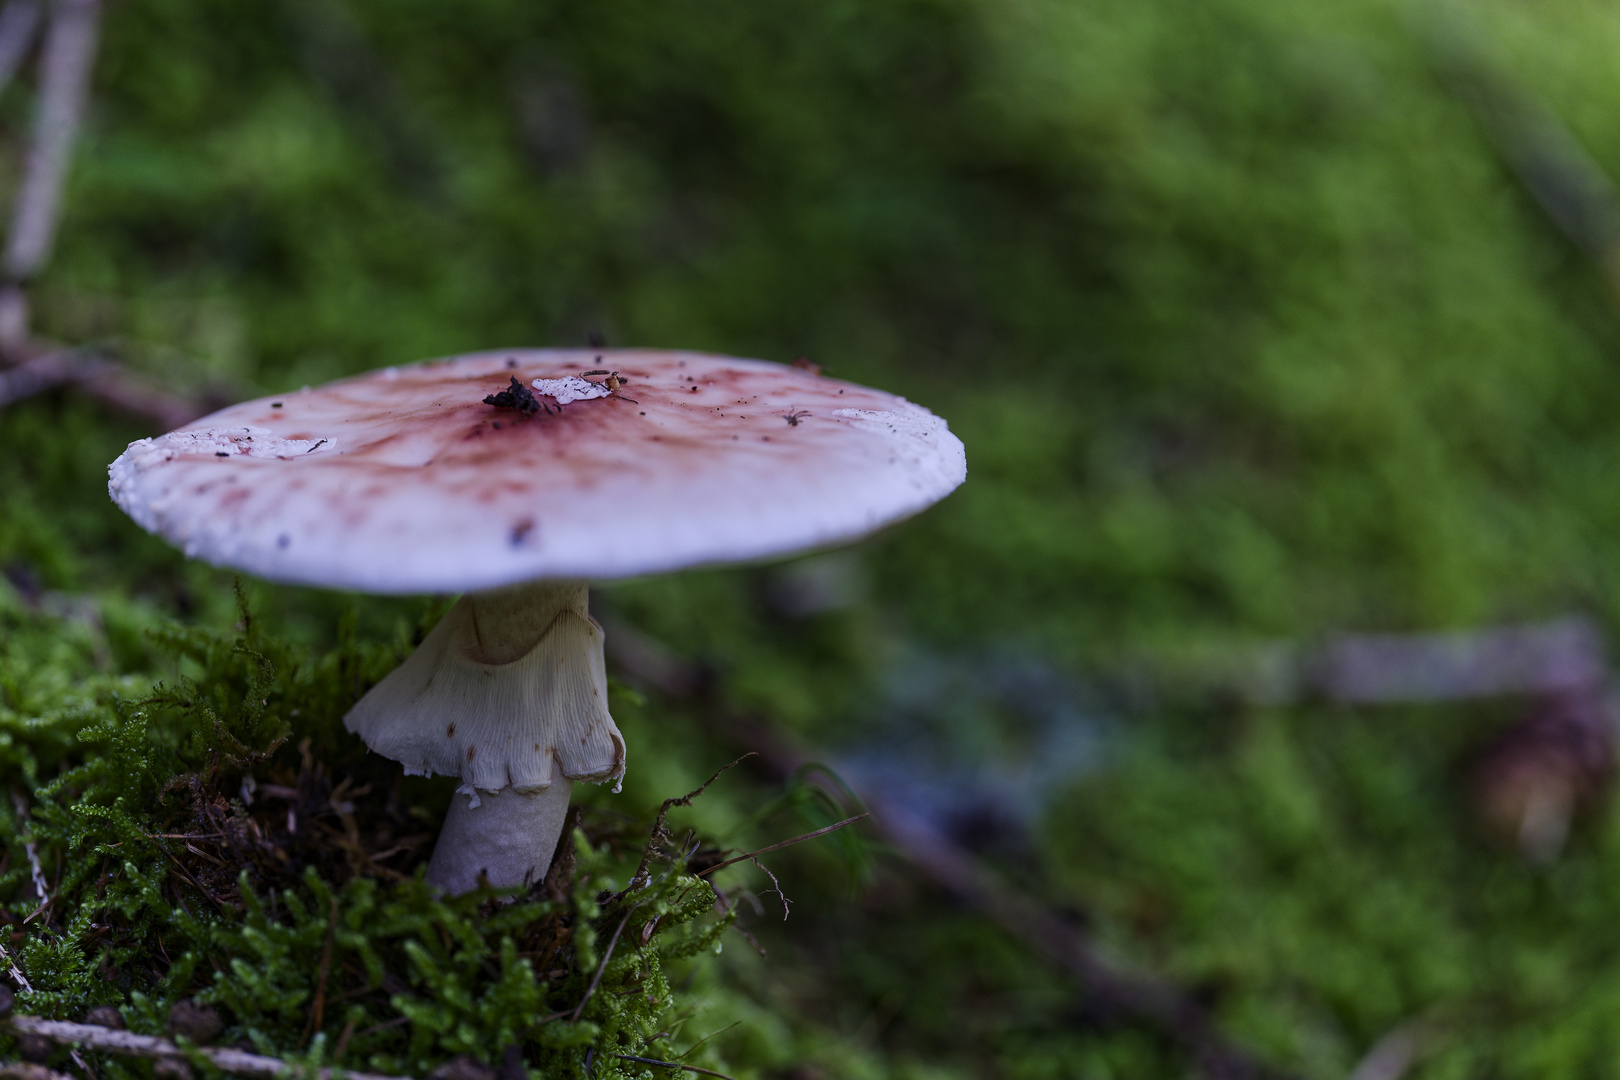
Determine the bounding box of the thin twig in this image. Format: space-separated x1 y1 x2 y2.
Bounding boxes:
1 1013 406 1080
623 754 755 896
696 814 868 878
0 0 208 433
1421 14 1620 306
601 619 1297 1080
0 345 106 406
0 0 41 100
569 909 634 1023
691 812 868 921
0 342 206 429
1347 1021 1432 1080
77 362 211 429
0 0 100 348
606 1054 737 1080
151 843 227 912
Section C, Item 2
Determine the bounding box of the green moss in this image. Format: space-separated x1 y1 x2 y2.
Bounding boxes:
0 588 744 1078
14 0 1620 1075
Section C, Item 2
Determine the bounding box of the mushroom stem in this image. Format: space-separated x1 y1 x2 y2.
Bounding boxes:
345 579 625 893
464 580 587 664
426 780 573 892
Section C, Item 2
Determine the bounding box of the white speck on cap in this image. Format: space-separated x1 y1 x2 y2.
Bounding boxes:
532 375 611 405
107 348 967 594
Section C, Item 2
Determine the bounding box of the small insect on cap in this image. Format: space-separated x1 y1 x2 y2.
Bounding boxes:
107 349 967 594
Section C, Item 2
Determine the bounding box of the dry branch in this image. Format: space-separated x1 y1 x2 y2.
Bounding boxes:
0 343 211 429
0 0 212 432
600 615 1296 1080
0 346 107 407
1422 12 1620 307
0 0 99 348
0 0 41 100
0 1063 72 1080
0 1012 407 1080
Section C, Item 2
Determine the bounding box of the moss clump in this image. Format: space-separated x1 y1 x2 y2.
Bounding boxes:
0 586 739 1078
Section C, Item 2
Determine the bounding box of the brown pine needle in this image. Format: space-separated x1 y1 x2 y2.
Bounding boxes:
300 895 340 1048
696 813 869 878
333 1017 356 1061
151 846 226 912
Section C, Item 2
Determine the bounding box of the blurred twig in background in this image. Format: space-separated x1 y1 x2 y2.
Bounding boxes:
606 606 1620 1074
0 0 41 100
0 0 98 348
1345 1020 1433 1080
1422 9 1620 303
1141 617 1618 863
0 341 208 428
0 0 207 429
601 615 1300 1080
0 993 407 1080
1187 617 1610 707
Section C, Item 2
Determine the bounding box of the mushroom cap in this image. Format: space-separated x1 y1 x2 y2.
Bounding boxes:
109 349 966 593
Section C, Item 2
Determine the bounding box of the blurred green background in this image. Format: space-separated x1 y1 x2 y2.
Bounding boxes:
8 0 1620 1075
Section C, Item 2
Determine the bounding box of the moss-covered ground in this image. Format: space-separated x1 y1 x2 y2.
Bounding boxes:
8 0 1620 1075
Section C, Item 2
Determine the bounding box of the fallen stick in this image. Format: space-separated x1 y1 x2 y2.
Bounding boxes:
599 616 1295 1080
2 1017 405 1080
1417 8 1620 309
0 0 99 348
0 0 212 434
0 347 107 408
0 343 212 429
1112 617 1611 711
0 1063 72 1080
0 993 405 1080
0 0 41 101
1315 617 1608 705
77 364 213 430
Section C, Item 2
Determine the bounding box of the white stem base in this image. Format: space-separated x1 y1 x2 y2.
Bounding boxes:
424 780 574 894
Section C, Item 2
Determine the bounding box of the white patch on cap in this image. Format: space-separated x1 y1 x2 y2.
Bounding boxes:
532 376 611 405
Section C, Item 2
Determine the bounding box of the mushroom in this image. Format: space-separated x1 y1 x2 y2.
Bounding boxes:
108 348 966 892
